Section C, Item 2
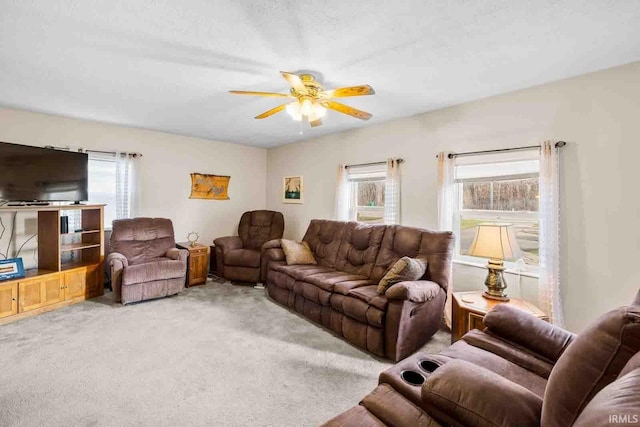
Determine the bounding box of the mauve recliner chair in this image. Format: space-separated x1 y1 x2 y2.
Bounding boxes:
214 210 284 284
108 218 188 304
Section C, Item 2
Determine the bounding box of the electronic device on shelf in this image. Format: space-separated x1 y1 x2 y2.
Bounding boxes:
0 141 88 203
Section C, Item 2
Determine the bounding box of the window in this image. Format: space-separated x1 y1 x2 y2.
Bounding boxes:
88 156 117 228
347 166 386 224
453 158 540 270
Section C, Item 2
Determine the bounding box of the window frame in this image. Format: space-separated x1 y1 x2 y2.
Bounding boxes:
452 162 541 276
87 153 118 230
346 166 386 224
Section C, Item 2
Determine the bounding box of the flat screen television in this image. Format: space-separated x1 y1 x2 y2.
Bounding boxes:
0 141 88 202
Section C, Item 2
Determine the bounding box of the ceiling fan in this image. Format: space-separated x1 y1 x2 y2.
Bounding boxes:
229 71 375 127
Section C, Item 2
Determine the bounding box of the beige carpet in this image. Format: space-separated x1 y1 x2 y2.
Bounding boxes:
0 279 450 427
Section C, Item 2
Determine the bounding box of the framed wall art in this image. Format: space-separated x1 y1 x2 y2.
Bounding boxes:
189 173 230 200
283 176 303 204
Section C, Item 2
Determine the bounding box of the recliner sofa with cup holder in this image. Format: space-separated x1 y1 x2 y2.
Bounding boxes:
322 290 640 427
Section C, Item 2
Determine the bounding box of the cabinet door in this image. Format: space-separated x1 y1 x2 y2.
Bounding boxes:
64 270 86 300
190 253 208 285
85 264 104 297
19 276 64 313
0 282 18 318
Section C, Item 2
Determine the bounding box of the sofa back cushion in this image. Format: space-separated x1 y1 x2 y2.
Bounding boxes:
370 225 454 290
572 367 640 427
302 220 347 268
238 210 285 250
542 304 640 427
334 222 386 277
110 218 176 265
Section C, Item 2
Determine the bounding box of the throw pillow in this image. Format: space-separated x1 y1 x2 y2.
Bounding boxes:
377 256 428 294
281 239 317 265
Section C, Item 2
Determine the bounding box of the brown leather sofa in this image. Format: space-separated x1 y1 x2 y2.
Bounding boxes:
108 218 188 304
263 219 454 361
214 210 284 283
323 290 640 427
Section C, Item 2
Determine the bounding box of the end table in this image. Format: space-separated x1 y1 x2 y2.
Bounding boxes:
176 242 209 287
451 290 548 343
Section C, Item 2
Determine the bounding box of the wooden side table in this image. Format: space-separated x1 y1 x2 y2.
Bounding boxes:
451 291 548 343
176 242 209 287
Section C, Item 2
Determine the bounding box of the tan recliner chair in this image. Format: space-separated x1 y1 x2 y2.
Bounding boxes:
108 218 188 304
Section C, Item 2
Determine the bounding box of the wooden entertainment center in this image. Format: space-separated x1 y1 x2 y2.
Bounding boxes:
0 204 105 325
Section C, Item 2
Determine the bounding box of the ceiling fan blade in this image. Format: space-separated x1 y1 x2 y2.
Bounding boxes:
255 103 289 119
322 101 372 120
319 85 375 98
280 71 308 94
309 118 323 127
229 90 292 98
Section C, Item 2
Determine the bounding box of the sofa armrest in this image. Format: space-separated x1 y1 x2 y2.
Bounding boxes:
213 236 243 254
166 248 188 263
107 252 128 302
385 281 442 303
107 252 129 270
422 359 542 427
261 238 282 252
483 304 575 362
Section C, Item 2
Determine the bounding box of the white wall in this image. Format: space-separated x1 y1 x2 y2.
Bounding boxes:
266 61 640 332
0 108 267 260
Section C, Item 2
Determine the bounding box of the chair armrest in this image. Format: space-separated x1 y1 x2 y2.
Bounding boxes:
213 236 243 254
166 248 188 263
107 252 129 270
422 359 542 427
483 304 575 362
261 239 282 252
385 281 442 303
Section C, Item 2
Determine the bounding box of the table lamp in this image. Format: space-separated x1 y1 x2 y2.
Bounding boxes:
467 223 523 301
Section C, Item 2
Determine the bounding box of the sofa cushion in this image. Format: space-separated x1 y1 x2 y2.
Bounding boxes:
619 351 640 379
334 222 386 278
281 239 317 265
302 219 347 268
572 368 640 427
462 329 555 379
334 279 376 295
341 295 385 327
377 256 427 294
348 285 389 311
272 264 337 281
542 304 640 427
224 249 261 268
122 259 186 286
305 271 371 292
362 384 441 427
320 404 385 427
438 340 548 398
371 225 454 292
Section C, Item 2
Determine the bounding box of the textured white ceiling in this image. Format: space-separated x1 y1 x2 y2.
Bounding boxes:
1 1 640 147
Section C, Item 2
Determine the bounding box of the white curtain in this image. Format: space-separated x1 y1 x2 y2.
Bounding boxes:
436 152 456 327
539 141 565 326
384 158 401 225
115 152 141 219
334 164 350 221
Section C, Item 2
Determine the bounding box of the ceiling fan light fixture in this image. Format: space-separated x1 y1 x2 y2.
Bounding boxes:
300 98 313 116
313 103 327 118
230 71 374 127
285 102 302 121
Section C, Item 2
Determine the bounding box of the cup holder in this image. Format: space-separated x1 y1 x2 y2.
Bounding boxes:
418 359 441 374
400 370 426 386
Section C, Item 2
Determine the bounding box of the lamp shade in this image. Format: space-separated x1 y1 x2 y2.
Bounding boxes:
467 223 523 261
